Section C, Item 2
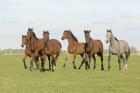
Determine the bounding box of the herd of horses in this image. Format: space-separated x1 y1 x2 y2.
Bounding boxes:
21 28 130 72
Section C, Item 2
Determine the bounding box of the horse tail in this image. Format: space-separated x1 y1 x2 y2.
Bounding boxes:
126 47 130 59
59 42 62 49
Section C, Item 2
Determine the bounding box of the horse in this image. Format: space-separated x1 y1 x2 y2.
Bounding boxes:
61 30 89 69
106 29 130 71
43 31 61 71
79 30 104 70
26 28 46 72
21 35 39 69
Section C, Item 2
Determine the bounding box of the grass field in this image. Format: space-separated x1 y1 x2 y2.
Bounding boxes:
0 54 140 93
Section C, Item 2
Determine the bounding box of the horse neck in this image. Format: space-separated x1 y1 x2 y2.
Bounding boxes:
43 37 49 43
110 36 119 48
26 41 31 50
30 36 38 49
86 37 93 44
67 36 78 46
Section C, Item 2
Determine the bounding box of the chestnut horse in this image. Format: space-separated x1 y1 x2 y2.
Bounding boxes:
61 30 89 69
43 31 61 71
83 30 104 70
26 28 46 72
21 35 39 69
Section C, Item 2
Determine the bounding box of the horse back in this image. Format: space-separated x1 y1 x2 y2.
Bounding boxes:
45 39 61 55
118 40 130 54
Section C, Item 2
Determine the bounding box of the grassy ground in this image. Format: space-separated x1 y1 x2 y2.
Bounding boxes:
0 54 140 93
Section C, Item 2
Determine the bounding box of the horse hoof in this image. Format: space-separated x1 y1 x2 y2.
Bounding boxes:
63 64 66 68
40 69 43 72
101 68 104 71
85 68 88 70
88 67 90 69
74 66 77 69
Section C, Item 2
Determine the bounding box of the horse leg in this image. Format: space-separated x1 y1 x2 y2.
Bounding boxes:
34 57 39 70
29 57 34 71
122 54 128 70
118 55 121 71
78 54 85 70
22 55 28 69
108 53 111 70
63 53 69 68
85 54 89 70
84 53 89 70
125 53 129 70
54 53 60 69
100 53 104 70
72 54 77 69
93 54 96 70
88 53 92 69
40 56 45 72
48 56 51 70
51 56 55 72
78 54 88 70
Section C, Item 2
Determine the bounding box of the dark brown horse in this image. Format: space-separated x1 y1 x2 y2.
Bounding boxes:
61 30 88 69
26 28 46 72
43 31 61 71
83 30 104 70
21 35 39 69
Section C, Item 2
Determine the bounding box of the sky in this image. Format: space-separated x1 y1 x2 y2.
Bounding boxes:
0 0 140 50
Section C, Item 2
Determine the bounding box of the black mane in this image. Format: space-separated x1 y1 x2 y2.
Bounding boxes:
114 37 118 41
30 31 37 39
69 31 78 42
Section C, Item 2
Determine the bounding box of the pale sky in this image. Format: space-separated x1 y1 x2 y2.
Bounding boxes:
0 0 140 50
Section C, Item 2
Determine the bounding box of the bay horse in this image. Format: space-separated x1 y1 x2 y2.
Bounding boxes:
61 30 88 69
21 35 39 69
106 29 130 71
26 28 46 72
43 31 61 71
81 30 104 70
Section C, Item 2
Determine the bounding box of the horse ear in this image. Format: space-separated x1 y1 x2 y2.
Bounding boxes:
107 29 111 33
47 31 50 35
84 30 86 33
109 29 112 33
89 30 91 33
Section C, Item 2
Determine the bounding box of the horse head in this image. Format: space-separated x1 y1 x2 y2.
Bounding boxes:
106 29 113 43
21 35 27 48
27 28 34 40
84 30 91 43
61 30 71 40
43 31 50 42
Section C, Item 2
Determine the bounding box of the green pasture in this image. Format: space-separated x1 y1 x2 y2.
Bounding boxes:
0 54 140 93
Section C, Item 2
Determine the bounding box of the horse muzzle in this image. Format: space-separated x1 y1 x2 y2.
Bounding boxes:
106 40 109 43
21 44 24 48
61 37 64 40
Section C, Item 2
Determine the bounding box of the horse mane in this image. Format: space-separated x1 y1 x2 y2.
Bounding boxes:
114 37 118 41
69 31 78 42
32 31 37 39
